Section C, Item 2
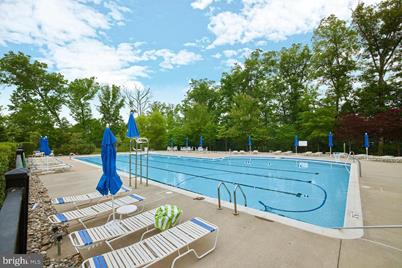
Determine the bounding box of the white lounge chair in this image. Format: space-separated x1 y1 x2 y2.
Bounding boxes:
303 151 312 156
252 150 259 154
81 217 218 268
273 150 282 154
52 185 132 206
239 150 245 154
69 208 158 252
198 147 204 152
312 152 323 156
48 194 145 227
283 151 292 155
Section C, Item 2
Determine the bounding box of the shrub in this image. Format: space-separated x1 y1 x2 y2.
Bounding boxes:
20 141 36 155
54 143 95 155
0 142 16 169
76 144 96 154
0 142 16 207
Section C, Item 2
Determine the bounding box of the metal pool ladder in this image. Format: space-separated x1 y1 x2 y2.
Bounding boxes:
217 182 231 210
233 184 247 215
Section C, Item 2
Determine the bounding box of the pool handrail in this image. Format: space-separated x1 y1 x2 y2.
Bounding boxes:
217 182 231 209
347 152 362 177
233 184 247 215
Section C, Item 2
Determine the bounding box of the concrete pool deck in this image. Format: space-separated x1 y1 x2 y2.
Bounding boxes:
39 152 402 268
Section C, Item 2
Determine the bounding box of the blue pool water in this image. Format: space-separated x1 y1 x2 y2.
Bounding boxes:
78 154 350 228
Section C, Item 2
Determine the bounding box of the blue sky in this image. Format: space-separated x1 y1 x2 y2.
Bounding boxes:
0 0 378 119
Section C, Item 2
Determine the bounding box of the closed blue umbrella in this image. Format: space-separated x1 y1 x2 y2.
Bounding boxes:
364 132 369 158
43 136 51 156
294 135 299 153
126 112 140 138
97 128 122 220
248 135 252 152
39 137 44 152
363 132 369 148
328 132 333 155
39 136 51 156
200 135 203 147
185 137 189 147
127 112 140 188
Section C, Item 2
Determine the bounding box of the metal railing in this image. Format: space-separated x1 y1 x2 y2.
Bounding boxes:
347 152 362 177
233 184 247 215
217 182 231 210
134 137 150 188
0 148 29 254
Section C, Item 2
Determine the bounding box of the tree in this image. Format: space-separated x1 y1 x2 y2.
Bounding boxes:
276 44 312 123
97 84 125 133
225 93 263 149
352 0 402 114
136 110 167 149
313 15 358 114
335 113 368 153
182 104 216 149
67 77 99 132
124 87 151 116
0 51 67 128
298 106 336 151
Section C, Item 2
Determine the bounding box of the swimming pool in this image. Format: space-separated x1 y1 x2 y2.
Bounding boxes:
78 154 352 228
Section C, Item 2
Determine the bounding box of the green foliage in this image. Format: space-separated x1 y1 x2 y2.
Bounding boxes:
313 15 358 114
97 84 125 133
352 0 402 114
20 141 35 155
0 51 67 134
136 110 167 150
0 142 16 207
67 77 99 131
54 132 96 155
0 0 400 156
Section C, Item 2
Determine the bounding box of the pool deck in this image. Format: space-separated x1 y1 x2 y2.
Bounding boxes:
39 152 402 268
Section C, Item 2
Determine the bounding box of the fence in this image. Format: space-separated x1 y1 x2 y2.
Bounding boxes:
0 148 29 254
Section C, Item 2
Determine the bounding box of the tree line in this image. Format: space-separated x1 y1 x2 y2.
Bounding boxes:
0 0 400 155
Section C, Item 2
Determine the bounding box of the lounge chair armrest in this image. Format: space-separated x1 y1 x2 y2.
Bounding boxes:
48 215 59 224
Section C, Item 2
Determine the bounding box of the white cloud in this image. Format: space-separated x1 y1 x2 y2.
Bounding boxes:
212 53 222 59
0 0 202 89
256 40 267 46
184 42 197 47
0 0 110 46
222 48 252 59
223 49 238 58
207 0 381 47
224 58 241 68
47 39 149 87
104 1 131 25
152 49 203 70
191 0 215 10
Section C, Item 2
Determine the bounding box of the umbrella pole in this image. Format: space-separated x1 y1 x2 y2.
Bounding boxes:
330 147 332 156
140 143 143 184
112 194 115 221
135 141 138 189
146 143 149 186
366 147 368 160
129 139 132 187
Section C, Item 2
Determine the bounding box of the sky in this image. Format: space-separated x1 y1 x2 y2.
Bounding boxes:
0 0 379 120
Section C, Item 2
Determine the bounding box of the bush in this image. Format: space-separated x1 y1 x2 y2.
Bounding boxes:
0 142 17 169
20 141 36 156
0 142 16 207
54 143 96 155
